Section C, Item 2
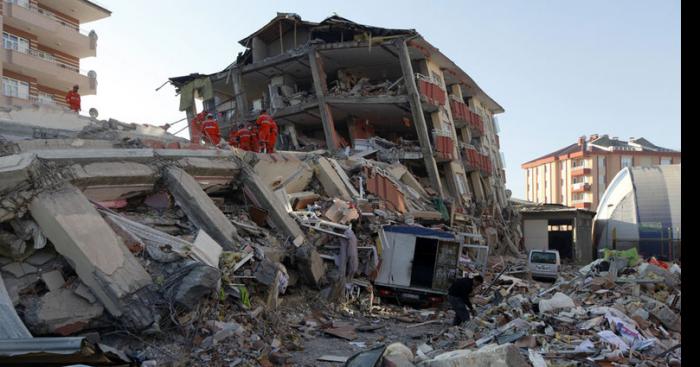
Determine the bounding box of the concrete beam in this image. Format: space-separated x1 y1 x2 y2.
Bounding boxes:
240 163 305 247
164 167 240 250
308 47 339 151
29 185 155 330
395 39 445 199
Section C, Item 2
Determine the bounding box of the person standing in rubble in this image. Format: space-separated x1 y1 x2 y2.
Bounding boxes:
255 109 275 153
267 118 278 153
230 122 254 151
447 274 483 326
65 85 81 112
201 113 221 146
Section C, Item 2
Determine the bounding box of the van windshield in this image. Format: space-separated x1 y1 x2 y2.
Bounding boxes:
531 251 557 264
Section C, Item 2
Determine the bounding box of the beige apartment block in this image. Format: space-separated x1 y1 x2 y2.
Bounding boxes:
522 135 681 210
0 0 110 108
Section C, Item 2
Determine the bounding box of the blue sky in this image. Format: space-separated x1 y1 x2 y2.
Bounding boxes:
81 0 680 199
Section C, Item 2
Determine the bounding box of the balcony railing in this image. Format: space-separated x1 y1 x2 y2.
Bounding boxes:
416 74 446 106
5 0 87 35
572 182 591 193
4 44 81 73
462 145 492 175
571 166 591 177
432 129 454 161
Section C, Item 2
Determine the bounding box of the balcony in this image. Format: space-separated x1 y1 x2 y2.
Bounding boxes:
572 201 592 210
449 97 469 127
571 182 591 193
462 146 492 175
467 110 484 137
571 166 591 177
4 1 97 58
417 74 446 112
0 47 96 95
433 130 455 162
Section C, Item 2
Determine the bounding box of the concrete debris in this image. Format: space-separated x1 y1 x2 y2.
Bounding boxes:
0 15 677 365
172 264 221 311
23 288 105 336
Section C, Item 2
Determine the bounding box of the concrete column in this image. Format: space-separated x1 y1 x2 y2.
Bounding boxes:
30 184 155 330
469 171 486 203
232 67 248 125
395 39 445 199
164 167 240 249
308 47 339 151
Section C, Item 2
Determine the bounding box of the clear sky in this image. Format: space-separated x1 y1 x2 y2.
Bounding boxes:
81 0 680 199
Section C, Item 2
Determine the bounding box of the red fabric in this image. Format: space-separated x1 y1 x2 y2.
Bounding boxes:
267 119 278 153
201 118 221 145
235 127 254 151
66 91 81 112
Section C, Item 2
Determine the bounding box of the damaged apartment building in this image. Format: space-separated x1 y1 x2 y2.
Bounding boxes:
170 14 510 223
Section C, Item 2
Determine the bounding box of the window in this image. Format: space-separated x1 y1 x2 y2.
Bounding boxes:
660 157 672 165
37 92 54 105
2 77 29 99
2 32 29 54
456 174 468 195
621 155 633 168
5 0 29 8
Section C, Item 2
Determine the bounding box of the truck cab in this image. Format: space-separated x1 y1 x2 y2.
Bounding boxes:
528 249 560 281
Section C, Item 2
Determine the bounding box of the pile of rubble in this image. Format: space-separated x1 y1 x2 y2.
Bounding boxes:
329 69 403 97
337 253 681 367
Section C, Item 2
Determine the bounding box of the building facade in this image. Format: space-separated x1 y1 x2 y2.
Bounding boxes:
170 14 510 218
522 135 681 210
0 0 110 108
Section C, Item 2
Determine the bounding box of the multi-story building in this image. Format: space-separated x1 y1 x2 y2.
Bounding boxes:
169 14 510 217
522 134 681 210
0 0 110 108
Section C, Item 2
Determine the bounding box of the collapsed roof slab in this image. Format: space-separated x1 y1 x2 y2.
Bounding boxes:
164 167 241 250
29 185 156 330
70 162 157 202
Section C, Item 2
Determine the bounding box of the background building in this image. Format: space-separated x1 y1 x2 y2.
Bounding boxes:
592 164 681 261
0 0 110 108
521 135 680 210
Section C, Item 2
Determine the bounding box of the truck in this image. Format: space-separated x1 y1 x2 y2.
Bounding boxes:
373 225 484 307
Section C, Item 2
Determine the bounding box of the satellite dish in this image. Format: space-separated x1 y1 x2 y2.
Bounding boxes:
89 108 99 119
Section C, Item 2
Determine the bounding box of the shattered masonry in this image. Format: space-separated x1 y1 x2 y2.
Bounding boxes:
0 12 680 367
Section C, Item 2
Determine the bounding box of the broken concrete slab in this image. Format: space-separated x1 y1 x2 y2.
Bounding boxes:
241 164 305 246
0 153 37 194
73 282 97 304
30 185 155 330
324 198 359 224
164 166 240 249
314 157 353 201
41 270 65 291
254 154 314 193
294 244 326 288
23 288 104 336
70 162 157 202
289 191 321 210
0 273 32 339
1 262 38 278
417 343 528 367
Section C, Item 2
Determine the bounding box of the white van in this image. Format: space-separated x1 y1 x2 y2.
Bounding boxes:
528 249 560 280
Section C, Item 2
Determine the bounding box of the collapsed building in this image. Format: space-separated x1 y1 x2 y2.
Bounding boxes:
169 13 512 232
0 12 680 367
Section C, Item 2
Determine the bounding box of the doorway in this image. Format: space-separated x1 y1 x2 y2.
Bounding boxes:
548 219 573 260
410 237 438 288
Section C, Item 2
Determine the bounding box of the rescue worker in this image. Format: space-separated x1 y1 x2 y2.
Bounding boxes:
65 85 81 112
201 113 221 145
190 111 207 144
447 274 483 326
267 118 278 153
255 109 275 153
228 127 240 148
235 123 255 151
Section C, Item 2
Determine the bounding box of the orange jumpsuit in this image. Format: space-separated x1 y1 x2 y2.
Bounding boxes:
267 120 278 153
190 112 207 144
228 129 240 148
255 113 275 153
201 118 221 145
237 127 254 151
65 90 81 112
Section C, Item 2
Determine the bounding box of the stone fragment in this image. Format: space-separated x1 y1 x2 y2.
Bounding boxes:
417 343 528 367
1 262 37 278
41 270 65 291
23 288 104 336
294 244 325 288
173 264 220 311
